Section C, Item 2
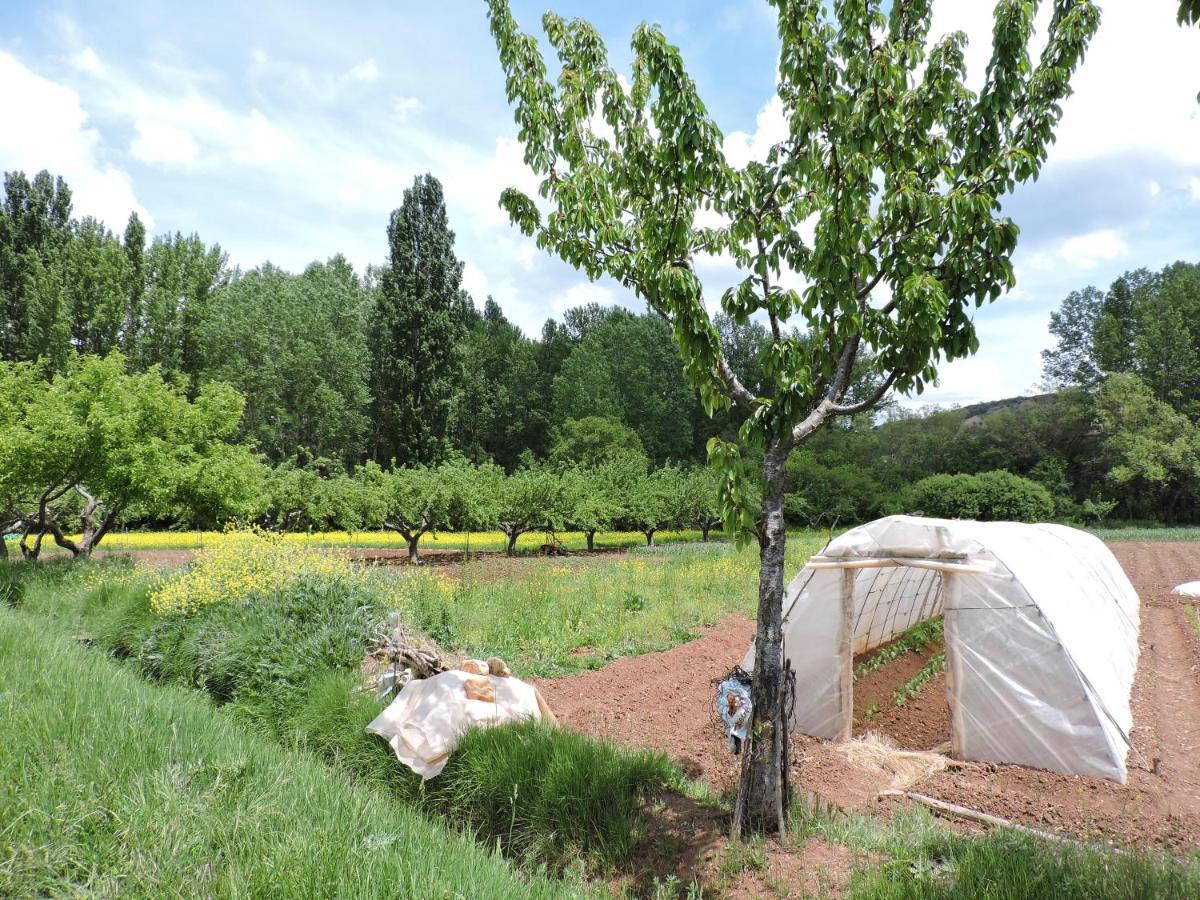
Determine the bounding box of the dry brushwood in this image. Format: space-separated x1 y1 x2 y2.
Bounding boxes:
367 616 451 684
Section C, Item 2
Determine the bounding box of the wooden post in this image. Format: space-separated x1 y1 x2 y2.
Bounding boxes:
941 573 964 758
838 568 855 742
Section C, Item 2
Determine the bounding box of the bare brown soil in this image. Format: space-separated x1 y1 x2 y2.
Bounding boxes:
539 540 1200 875
86 545 632 579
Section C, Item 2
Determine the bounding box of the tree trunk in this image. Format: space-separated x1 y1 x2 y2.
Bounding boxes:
20 527 43 561
407 535 421 564
586 530 595 552
733 442 791 837
701 524 711 542
644 529 656 547
505 529 519 557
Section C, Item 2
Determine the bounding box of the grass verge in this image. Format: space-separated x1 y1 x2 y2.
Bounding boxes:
790 801 1200 900
0 609 577 899
5 557 678 877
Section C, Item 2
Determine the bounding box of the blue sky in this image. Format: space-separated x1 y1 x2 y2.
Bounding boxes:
1 0 1199 406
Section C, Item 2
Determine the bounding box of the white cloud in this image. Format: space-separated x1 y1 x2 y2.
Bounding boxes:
722 94 787 168
114 86 296 169
1059 229 1129 269
0 51 150 230
228 109 294 165
461 261 489 301
349 59 379 82
394 95 422 121
1028 228 1129 271
931 0 1200 167
130 118 200 165
1191 178 1200 202
335 185 362 204
1149 180 1161 197
71 47 105 76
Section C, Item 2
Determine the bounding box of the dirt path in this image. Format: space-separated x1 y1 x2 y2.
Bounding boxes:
538 541 1200 851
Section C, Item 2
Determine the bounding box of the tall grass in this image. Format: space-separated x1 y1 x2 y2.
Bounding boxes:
4 557 678 876
790 801 1200 899
389 535 828 677
0 610 578 899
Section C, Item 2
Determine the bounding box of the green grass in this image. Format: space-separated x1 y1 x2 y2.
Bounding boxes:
1186 603 1200 638
4 557 680 877
1087 523 1200 542
391 534 827 677
789 801 1200 900
0 609 578 899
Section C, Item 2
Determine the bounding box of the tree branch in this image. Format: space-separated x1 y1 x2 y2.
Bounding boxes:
830 368 900 415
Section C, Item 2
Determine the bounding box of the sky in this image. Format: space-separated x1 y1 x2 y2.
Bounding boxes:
1 0 1199 407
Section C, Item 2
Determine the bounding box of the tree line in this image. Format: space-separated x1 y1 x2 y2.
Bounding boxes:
6 168 1200 535
0 169 736 473
0 352 728 559
785 261 1200 526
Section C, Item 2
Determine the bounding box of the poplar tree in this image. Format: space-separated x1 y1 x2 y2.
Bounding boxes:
369 174 468 465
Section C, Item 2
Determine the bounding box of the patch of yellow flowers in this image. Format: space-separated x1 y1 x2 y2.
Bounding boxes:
149 529 359 616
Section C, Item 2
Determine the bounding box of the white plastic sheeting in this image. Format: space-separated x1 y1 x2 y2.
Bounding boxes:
367 670 545 779
743 515 1140 783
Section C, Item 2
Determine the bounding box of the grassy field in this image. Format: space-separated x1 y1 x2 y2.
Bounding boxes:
0 609 578 899
2 552 685 879
389 536 828 677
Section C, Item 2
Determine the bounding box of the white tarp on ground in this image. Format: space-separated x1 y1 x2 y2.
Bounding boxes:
744 515 1140 783
367 670 545 779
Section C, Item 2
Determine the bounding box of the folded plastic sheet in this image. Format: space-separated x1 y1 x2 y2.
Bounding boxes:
367 669 544 779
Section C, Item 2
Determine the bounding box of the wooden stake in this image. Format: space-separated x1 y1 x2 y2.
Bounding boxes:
839 567 855 742
941 573 963 758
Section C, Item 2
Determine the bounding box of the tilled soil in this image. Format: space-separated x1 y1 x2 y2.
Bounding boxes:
538 541 1200 852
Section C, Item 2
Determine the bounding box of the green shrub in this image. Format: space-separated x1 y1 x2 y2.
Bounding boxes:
135 573 384 733
899 471 1054 522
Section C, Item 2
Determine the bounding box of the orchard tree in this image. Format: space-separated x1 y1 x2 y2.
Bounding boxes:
625 464 688 547
562 457 639 550
488 464 569 555
0 353 255 557
357 460 476 562
486 0 1099 832
685 465 727 541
